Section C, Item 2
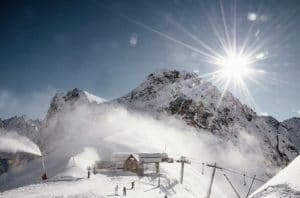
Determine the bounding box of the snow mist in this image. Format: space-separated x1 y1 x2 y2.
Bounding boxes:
0 130 42 156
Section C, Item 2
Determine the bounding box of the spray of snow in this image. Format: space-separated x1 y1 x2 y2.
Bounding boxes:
0 130 42 156
0 103 274 197
34 103 270 196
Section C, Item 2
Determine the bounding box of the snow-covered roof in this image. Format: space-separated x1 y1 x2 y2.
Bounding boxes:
129 154 141 162
111 152 162 163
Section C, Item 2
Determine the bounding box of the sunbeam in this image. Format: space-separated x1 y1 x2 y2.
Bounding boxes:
106 0 269 110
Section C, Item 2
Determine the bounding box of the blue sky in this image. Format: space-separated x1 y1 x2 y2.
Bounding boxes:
0 0 299 121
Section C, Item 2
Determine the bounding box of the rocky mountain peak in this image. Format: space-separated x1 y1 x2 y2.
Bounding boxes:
1 69 299 178
117 70 254 126
46 88 105 119
146 70 198 85
116 70 298 167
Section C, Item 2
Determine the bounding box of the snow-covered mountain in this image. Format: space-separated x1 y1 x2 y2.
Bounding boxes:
278 118 300 151
0 89 105 174
116 70 298 168
0 70 300 197
46 88 106 119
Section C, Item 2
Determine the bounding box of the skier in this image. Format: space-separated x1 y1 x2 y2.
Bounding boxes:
87 166 91 179
123 186 127 196
131 181 135 189
164 195 168 198
87 170 90 179
115 185 119 196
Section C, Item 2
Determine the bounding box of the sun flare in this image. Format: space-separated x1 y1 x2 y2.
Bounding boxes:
215 51 254 82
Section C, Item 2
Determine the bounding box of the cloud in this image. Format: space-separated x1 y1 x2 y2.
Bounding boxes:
247 13 257 21
0 88 57 119
129 33 138 47
297 110 300 115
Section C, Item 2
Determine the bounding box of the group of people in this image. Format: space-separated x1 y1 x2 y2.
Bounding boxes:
87 170 168 197
114 182 134 196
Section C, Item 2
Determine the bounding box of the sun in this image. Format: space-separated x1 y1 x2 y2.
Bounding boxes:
215 51 254 83
204 48 264 109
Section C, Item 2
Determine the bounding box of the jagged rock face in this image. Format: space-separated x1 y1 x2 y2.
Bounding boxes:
46 88 87 119
46 88 105 120
279 118 300 151
117 70 298 167
117 70 256 134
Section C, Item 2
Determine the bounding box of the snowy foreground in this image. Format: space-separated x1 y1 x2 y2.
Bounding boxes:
2 151 300 198
250 155 300 198
0 166 209 198
0 148 225 198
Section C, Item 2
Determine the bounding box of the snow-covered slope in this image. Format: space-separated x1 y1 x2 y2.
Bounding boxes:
278 117 300 151
250 155 300 198
0 146 227 198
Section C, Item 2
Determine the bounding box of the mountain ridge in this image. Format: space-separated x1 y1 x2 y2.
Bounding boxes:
0 70 299 176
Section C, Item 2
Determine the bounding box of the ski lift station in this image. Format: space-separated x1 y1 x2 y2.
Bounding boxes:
94 152 173 176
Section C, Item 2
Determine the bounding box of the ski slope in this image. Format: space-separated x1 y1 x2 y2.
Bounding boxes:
0 147 226 198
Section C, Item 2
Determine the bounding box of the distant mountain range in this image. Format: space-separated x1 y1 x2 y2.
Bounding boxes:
1 70 299 176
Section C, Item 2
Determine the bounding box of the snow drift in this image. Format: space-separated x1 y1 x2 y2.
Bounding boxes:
250 155 300 198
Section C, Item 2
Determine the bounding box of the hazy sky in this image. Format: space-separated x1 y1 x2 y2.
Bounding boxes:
0 0 299 121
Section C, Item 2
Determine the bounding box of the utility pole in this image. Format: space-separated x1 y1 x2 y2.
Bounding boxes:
206 163 222 198
176 156 191 184
246 175 256 198
223 174 241 198
158 172 161 187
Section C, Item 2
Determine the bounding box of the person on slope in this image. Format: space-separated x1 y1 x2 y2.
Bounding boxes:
87 166 91 179
115 185 119 196
123 186 127 196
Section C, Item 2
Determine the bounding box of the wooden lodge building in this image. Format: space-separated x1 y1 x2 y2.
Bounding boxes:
95 152 172 176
